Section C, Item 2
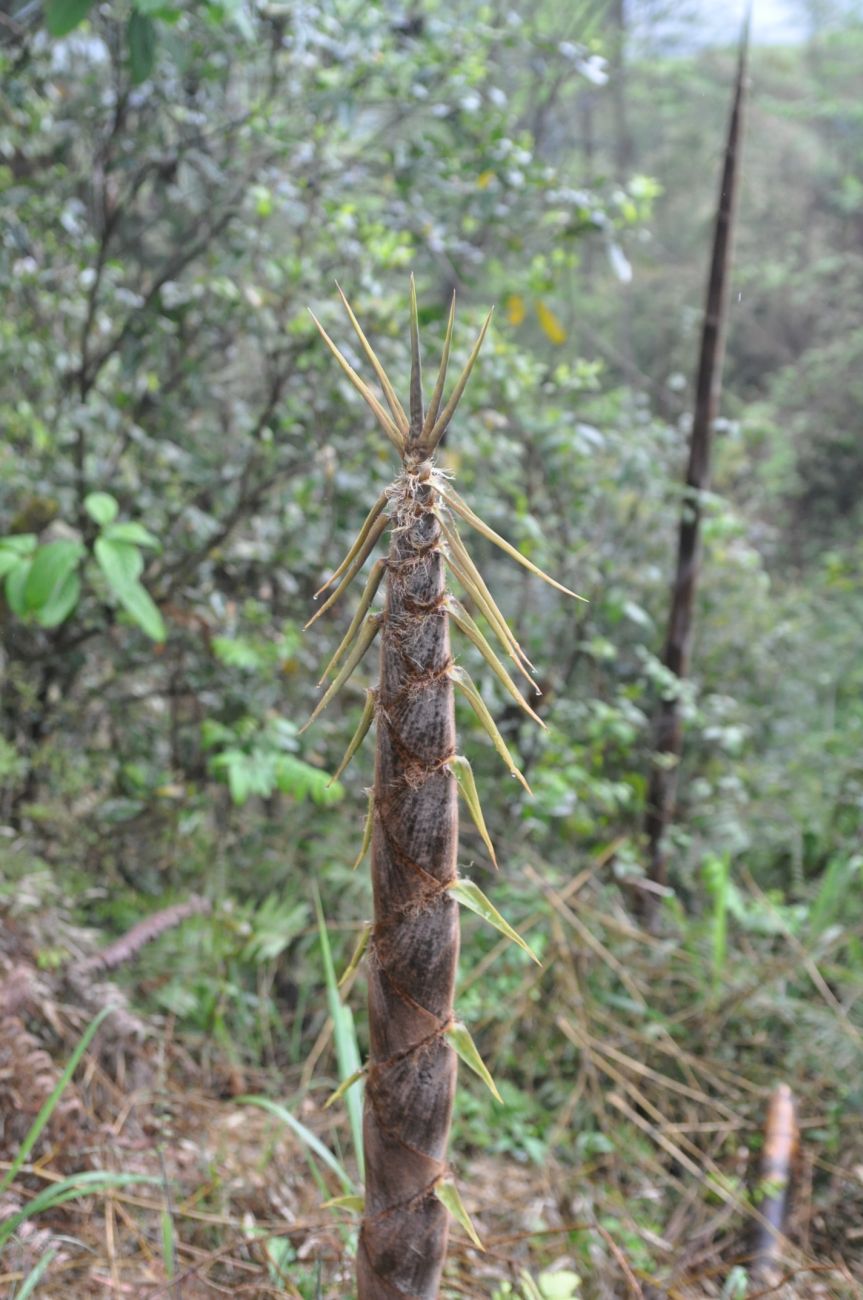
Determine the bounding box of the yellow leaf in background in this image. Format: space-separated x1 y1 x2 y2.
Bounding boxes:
505 294 526 326
535 300 567 344
476 170 495 189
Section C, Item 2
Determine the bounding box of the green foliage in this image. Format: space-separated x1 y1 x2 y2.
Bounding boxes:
2 2 863 1292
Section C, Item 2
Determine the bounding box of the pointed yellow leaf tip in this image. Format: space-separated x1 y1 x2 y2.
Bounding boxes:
308 308 405 454
425 306 494 454
322 1193 365 1213
324 1065 366 1109
446 755 497 868
423 290 456 438
334 282 409 437
408 272 424 441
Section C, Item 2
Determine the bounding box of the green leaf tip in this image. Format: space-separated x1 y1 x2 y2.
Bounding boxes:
446 755 497 867
352 788 375 871
441 484 585 602
324 1065 367 1109
329 689 376 785
450 665 532 794
434 1177 484 1251
338 922 371 987
335 283 409 437
449 878 541 965
300 614 382 733
446 1021 503 1103
322 1193 365 1214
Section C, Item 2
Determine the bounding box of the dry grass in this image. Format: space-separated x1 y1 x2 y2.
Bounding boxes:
0 879 859 1299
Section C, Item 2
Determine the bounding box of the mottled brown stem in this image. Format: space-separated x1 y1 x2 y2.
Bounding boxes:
358 464 459 1299
753 1083 798 1281
642 21 749 922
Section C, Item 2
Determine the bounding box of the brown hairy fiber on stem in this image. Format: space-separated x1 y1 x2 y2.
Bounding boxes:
305 280 579 1297
642 18 749 922
359 462 459 1297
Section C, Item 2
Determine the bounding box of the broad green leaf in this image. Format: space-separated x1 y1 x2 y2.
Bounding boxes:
434 1178 484 1250
449 879 541 965
0 534 37 577
84 492 119 526
102 521 161 549
44 0 95 36
446 1021 502 1102
5 563 31 617
35 571 81 628
128 12 158 84
95 538 165 641
23 540 85 612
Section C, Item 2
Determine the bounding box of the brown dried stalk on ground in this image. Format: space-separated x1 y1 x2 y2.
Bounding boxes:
305 280 579 1298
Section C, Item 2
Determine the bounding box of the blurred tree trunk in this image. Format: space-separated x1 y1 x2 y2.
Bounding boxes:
641 27 749 923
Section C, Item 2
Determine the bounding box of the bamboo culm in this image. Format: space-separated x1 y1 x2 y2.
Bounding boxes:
305 280 579 1298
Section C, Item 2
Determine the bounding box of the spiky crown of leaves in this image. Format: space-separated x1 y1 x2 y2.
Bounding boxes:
302 277 583 835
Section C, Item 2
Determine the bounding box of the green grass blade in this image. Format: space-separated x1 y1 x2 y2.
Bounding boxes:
12 1245 58 1298
237 1096 355 1193
0 1005 113 1196
0 1172 159 1249
314 887 365 1179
